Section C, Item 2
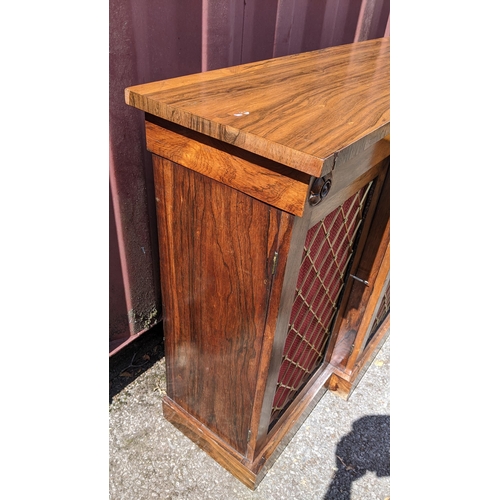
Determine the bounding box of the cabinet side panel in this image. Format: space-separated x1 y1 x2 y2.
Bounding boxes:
153 155 280 455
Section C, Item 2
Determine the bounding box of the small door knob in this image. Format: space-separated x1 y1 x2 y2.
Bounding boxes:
350 274 369 286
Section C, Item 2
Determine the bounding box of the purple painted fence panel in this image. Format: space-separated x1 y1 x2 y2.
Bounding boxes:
109 0 204 355
354 0 390 41
203 0 245 70
241 0 281 63
273 0 366 58
109 0 390 354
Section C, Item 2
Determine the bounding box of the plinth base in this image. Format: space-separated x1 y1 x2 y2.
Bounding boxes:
327 315 390 400
162 364 334 489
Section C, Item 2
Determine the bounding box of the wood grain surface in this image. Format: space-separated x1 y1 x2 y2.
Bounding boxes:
126 38 389 177
145 118 311 216
153 155 287 455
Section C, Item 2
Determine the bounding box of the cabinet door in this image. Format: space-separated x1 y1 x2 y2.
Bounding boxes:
268 179 376 427
328 167 390 399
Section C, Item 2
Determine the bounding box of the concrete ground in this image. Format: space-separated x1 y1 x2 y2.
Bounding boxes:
109 327 390 500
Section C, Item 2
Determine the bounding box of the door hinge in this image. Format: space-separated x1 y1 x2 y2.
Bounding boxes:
247 429 252 442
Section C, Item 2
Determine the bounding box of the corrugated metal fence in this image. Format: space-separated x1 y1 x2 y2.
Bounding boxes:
109 0 390 354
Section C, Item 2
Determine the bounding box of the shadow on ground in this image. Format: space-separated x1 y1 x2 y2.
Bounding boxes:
109 322 165 404
323 414 390 500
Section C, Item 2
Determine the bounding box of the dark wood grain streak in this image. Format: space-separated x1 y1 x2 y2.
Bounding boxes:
153 155 283 454
126 38 389 177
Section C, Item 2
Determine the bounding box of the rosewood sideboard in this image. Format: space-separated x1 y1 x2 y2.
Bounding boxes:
125 37 390 489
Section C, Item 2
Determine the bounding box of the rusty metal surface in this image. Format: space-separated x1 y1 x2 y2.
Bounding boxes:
109 0 390 354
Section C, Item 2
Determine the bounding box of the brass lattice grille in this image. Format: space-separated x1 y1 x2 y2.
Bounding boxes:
269 183 373 427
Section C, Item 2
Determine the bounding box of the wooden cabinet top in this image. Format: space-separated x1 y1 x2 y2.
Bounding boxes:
125 37 389 178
